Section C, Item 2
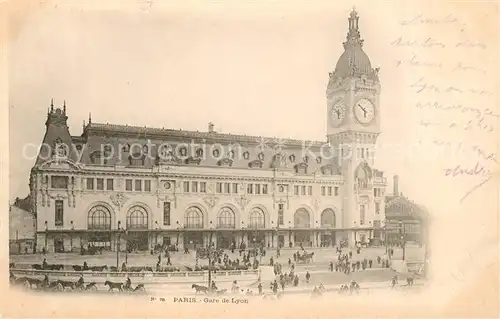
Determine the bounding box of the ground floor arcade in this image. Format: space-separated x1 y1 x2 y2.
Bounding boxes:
36 228 382 253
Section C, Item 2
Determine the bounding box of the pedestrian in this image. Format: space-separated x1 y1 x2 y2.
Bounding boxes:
369 259 373 268
305 271 311 283
288 258 291 267
329 261 333 272
293 252 296 262
349 251 352 258
167 256 172 265
258 281 262 294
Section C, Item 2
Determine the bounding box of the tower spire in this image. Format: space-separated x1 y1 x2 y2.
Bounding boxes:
88 112 92 124
50 98 54 112
63 100 66 114
344 7 363 48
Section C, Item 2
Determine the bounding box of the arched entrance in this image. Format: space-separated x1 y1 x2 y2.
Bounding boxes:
217 207 236 249
126 205 149 251
87 205 112 251
184 206 204 250
294 208 311 247
247 207 266 247
320 208 336 247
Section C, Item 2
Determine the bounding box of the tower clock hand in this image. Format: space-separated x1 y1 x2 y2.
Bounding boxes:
334 109 340 119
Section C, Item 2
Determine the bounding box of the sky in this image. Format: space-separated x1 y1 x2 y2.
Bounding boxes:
8 1 498 225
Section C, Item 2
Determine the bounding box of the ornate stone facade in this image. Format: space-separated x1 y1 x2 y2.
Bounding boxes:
31 9 387 253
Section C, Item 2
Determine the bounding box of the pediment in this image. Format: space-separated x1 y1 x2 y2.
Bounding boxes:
185 156 202 165
218 157 233 167
248 159 263 169
38 159 82 170
294 162 308 169
320 164 336 175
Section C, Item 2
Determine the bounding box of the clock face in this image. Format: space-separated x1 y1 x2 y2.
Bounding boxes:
331 100 346 127
354 99 375 124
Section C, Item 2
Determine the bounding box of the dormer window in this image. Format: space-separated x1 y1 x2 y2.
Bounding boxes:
243 151 250 160
122 144 130 152
196 148 204 158
257 152 265 161
90 151 106 165
228 150 235 159
159 145 173 160
294 162 308 174
179 147 187 157
129 154 145 166
289 154 296 162
143 145 149 154
316 156 322 164
213 149 220 157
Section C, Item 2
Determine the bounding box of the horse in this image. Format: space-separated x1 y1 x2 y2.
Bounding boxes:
191 284 209 294
31 264 43 270
84 282 98 291
104 280 123 291
297 252 314 264
216 289 227 295
90 265 108 272
406 277 414 287
24 277 43 289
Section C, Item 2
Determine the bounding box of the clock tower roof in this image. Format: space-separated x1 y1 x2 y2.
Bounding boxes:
334 8 375 78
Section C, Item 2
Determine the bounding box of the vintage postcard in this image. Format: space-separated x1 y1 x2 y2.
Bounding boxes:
2 0 498 318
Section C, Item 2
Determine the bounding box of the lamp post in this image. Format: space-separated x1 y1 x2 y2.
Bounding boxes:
353 221 357 245
44 221 48 251
383 220 388 254
176 221 180 245
315 221 319 247
125 226 128 264
368 221 372 245
399 221 406 261
155 221 159 247
116 221 121 269
207 227 215 292
241 220 244 243
288 221 292 247
70 221 74 252
271 221 274 248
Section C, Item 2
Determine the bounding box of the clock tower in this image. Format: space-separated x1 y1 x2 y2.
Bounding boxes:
326 9 382 246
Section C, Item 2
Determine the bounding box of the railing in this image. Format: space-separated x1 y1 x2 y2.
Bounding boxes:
10 268 260 279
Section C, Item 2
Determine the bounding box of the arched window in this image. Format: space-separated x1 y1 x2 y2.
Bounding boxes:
357 168 368 189
320 208 336 228
294 208 310 228
217 207 235 229
248 208 265 228
126 206 148 229
88 205 112 230
185 206 203 229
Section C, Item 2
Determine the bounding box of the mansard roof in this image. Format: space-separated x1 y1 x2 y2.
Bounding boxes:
385 195 430 221
65 122 343 174
82 122 326 147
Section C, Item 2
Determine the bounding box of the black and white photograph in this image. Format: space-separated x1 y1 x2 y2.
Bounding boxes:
4 0 498 317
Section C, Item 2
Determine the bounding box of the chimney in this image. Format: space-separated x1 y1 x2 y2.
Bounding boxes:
393 175 399 196
208 122 215 133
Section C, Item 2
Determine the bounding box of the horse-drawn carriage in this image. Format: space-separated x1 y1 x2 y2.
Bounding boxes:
80 245 105 256
196 247 223 259
296 252 314 263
